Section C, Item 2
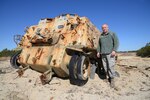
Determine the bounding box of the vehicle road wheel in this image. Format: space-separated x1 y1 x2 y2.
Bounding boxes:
69 55 79 82
69 55 89 86
77 56 90 81
10 51 21 69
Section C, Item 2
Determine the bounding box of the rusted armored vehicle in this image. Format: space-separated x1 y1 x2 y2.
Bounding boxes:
10 14 101 85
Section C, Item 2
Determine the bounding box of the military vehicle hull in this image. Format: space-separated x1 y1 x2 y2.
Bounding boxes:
11 14 101 85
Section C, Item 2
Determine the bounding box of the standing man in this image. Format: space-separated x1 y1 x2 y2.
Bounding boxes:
97 24 119 88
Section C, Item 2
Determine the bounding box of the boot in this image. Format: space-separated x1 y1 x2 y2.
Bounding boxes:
110 78 115 88
110 78 120 91
115 71 120 77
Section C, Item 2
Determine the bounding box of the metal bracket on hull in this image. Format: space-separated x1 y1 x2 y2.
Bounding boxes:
16 65 29 77
40 69 54 85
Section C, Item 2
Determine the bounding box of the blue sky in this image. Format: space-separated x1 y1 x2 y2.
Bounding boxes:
0 0 150 51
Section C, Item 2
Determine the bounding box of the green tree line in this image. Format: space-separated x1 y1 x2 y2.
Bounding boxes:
1 44 150 57
0 48 18 57
136 45 150 57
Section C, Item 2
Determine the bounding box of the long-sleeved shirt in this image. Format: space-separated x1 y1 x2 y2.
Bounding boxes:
97 31 119 54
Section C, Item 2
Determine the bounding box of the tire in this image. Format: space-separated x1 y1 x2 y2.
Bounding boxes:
10 51 21 69
69 55 79 80
69 55 88 86
77 56 90 80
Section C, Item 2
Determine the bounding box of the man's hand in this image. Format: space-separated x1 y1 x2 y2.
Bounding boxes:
111 51 116 57
97 52 100 58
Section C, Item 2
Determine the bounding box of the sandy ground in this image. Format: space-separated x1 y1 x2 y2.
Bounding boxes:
0 53 150 100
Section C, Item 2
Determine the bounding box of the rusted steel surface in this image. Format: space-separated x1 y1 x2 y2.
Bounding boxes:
17 14 101 78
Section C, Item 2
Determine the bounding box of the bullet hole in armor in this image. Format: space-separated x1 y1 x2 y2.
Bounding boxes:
53 60 56 65
72 41 77 45
47 38 53 44
70 24 78 30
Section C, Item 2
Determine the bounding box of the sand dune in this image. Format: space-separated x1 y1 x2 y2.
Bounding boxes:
0 53 150 100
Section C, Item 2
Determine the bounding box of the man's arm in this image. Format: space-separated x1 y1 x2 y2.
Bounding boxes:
112 32 119 52
111 32 119 57
97 39 101 53
97 39 101 58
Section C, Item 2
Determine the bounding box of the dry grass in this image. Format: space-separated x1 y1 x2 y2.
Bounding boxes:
0 57 10 61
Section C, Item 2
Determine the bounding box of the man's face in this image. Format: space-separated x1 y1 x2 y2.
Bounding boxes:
102 24 109 33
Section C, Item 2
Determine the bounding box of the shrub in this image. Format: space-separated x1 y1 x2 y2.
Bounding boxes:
0 48 18 57
136 46 150 57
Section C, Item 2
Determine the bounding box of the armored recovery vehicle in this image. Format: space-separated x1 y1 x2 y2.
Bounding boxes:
10 14 101 85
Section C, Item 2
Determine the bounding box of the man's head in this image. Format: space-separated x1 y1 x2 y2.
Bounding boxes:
102 24 109 34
